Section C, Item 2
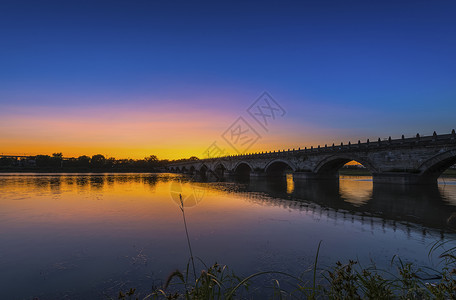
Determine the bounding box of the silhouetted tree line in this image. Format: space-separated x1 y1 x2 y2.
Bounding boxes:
0 153 172 172
170 156 200 163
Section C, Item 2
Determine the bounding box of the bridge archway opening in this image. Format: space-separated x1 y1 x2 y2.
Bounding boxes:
199 165 209 180
316 158 373 179
189 166 196 175
182 166 188 174
339 160 372 176
215 164 226 179
234 163 252 178
266 161 294 177
422 154 456 181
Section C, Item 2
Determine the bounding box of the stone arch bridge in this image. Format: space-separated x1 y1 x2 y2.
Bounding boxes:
169 130 456 185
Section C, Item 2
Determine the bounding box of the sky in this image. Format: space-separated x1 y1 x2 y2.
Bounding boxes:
0 0 455 159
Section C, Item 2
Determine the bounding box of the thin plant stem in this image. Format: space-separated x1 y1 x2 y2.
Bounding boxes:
313 241 322 294
180 194 197 282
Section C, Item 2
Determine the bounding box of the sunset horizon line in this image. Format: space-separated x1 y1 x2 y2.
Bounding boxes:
3 128 454 161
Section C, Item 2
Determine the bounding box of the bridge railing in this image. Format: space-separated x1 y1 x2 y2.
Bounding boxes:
169 130 456 165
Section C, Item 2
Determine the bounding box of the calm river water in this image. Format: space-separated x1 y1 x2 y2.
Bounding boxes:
1 173 456 299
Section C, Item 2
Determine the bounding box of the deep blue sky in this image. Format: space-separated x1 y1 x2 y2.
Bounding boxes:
0 0 455 157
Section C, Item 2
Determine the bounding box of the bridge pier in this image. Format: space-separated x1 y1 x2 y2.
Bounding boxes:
250 171 268 178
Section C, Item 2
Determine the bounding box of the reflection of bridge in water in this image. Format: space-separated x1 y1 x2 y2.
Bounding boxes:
2 173 456 238
194 176 456 237
170 131 456 185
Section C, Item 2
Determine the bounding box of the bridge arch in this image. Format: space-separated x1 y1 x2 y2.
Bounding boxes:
265 159 296 176
418 149 456 179
197 164 210 179
214 162 228 178
189 166 196 175
212 161 228 171
314 155 377 177
233 161 253 177
199 164 209 173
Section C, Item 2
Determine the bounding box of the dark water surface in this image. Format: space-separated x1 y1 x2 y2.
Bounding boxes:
1 173 456 299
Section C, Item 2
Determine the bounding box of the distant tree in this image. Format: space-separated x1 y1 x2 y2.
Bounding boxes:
145 155 158 163
189 156 199 161
159 159 170 168
144 155 157 168
116 159 129 169
51 152 63 168
64 157 78 168
77 155 91 168
105 157 116 168
35 155 52 168
91 154 106 168
0 157 14 167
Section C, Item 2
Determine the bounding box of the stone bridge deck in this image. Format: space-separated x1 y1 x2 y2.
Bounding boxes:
169 130 456 185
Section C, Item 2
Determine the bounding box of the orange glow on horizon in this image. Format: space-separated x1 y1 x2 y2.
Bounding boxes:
0 104 234 159
0 103 356 160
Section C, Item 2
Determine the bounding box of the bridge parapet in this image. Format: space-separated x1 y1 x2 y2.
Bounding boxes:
169 130 456 185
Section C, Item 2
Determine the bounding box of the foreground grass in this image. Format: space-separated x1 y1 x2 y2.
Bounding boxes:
115 242 456 300
114 194 456 299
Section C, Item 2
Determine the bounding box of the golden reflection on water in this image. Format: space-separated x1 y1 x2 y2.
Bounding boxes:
2 173 456 300
0 174 271 231
2 173 456 235
438 178 456 206
0 174 191 229
339 175 373 206
286 173 294 194
2 174 456 216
